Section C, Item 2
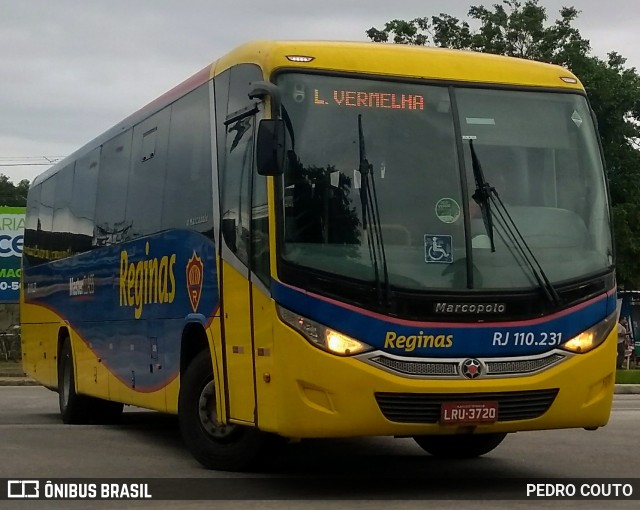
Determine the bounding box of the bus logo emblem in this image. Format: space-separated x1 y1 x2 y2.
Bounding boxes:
460 359 483 379
186 251 204 312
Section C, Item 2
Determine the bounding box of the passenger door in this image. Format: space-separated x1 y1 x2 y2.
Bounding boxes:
218 64 263 423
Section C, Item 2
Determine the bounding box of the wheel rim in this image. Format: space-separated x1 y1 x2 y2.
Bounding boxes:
198 380 236 439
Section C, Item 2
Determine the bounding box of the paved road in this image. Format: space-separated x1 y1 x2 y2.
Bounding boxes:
1 387 639 509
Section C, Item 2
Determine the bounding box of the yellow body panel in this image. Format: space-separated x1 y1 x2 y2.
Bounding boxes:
221 261 256 423
20 300 176 411
253 303 616 437
20 300 61 388
74 330 111 400
252 284 278 431
211 40 584 91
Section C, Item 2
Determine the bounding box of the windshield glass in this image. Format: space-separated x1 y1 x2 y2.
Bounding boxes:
276 73 612 292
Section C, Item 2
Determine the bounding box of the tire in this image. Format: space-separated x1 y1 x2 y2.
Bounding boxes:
178 349 283 471
58 337 124 425
413 433 507 459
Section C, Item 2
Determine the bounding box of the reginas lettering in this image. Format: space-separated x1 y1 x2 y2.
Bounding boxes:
119 242 176 319
384 331 453 352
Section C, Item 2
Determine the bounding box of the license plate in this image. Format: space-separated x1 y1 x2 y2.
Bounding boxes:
441 401 498 424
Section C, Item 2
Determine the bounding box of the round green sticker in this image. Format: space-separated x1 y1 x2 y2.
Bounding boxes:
435 198 461 224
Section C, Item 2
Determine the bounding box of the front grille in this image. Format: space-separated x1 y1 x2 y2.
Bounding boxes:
370 356 459 376
375 389 559 423
485 354 565 375
369 353 565 378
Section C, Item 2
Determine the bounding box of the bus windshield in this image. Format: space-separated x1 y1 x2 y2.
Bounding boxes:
276 73 612 292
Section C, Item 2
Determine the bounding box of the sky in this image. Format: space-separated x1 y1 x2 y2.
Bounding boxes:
1 0 639 184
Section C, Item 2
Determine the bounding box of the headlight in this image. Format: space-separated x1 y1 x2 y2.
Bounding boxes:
277 305 372 356
561 310 617 354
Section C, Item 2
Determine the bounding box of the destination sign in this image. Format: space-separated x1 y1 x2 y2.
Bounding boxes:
314 89 425 111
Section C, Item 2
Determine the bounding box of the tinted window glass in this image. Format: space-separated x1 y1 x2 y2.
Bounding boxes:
23 184 41 265
252 168 270 284
277 73 462 289
222 117 254 264
219 64 262 265
162 84 213 233
52 163 74 234
227 64 262 114
70 147 100 253
127 109 170 238
275 72 611 295
456 88 611 288
96 130 132 246
39 176 56 235
214 69 230 184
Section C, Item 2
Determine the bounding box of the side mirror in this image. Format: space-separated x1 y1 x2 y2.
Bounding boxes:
256 119 285 176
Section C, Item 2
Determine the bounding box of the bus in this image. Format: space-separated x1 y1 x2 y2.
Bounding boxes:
21 40 617 471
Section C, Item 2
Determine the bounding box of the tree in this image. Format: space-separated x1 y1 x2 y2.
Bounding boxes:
367 0 640 287
366 1 589 64
0 175 29 207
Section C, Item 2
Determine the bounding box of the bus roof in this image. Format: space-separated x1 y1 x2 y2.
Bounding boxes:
34 40 583 187
213 40 583 90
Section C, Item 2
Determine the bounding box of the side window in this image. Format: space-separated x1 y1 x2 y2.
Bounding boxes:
252 168 270 284
23 184 42 265
218 64 263 267
96 130 132 246
39 176 56 237
127 109 170 238
214 69 230 187
162 84 213 233
222 116 254 265
51 163 74 257
27 175 57 262
24 150 100 265
70 148 100 253
52 164 74 235
25 184 40 233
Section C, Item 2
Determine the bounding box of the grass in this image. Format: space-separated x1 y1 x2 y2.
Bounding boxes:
615 369 640 384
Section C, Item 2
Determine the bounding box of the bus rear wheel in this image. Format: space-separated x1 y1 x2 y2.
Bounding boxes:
178 349 283 471
58 337 123 425
413 433 507 459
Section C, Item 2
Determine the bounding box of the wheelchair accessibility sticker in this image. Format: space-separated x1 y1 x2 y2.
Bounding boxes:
425 235 453 263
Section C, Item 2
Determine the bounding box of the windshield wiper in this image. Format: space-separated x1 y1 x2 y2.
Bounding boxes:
469 139 496 252
358 114 389 304
468 140 560 306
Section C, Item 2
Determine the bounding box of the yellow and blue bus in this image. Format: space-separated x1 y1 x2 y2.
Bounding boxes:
21 41 617 470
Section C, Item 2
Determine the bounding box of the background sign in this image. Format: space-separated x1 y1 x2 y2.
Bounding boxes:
0 207 25 303
619 290 640 356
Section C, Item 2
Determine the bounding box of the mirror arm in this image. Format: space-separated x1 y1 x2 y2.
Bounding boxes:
248 81 281 119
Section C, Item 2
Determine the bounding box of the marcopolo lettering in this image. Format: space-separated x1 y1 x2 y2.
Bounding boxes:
69 275 95 297
434 302 506 314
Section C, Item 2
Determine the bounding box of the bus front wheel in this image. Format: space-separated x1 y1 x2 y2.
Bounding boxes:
178 349 283 471
413 433 507 459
